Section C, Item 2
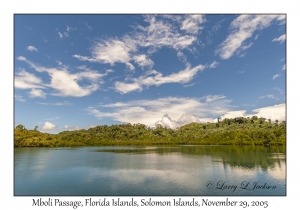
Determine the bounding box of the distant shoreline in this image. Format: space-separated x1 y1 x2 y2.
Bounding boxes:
14 117 286 147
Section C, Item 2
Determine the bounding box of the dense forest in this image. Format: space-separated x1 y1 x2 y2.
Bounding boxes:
14 116 286 147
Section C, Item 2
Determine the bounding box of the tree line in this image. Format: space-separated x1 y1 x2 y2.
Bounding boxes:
14 116 286 147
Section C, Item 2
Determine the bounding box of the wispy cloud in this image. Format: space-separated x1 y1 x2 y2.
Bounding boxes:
133 54 154 69
73 15 204 71
79 21 92 31
43 116 60 121
282 64 286 70
217 15 284 59
114 63 206 94
26 46 38 52
15 95 26 102
273 87 284 94
66 25 76 32
183 82 196 88
64 125 80 131
14 68 45 89
180 15 205 34
209 61 219 68
63 32 69 37
272 34 286 44
17 56 112 97
272 74 279 80
259 94 275 99
135 16 197 52
28 89 46 98
73 38 137 70
205 95 226 102
37 101 73 106
58 32 63 40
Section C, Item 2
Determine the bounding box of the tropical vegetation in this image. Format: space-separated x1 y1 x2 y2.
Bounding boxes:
14 116 286 147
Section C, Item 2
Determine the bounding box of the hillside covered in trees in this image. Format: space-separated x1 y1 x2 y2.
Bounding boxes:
14 116 286 147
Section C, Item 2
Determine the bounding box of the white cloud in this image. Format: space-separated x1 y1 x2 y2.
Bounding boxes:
155 114 181 129
42 122 56 131
176 51 187 62
253 104 285 122
64 125 80 131
17 57 111 97
115 63 206 94
220 110 247 119
183 82 196 88
282 64 286 70
66 25 76 32
87 97 286 128
180 15 205 34
73 15 200 70
63 32 69 37
221 104 286 122
135 16 197 51
238 70 245 73
125 62 135 71
254 34 259 40
74 38 137 68
209 61 219 68
259 94 276 99
58 32 63 40
36 101 72 106
15 95 25 102
205 95 226 102
26 46 38 52
87 96 233 127
114 81 142 94
272 74 279 80
28 89 46 98
133 54 154 69
272 34 286 44
217 15 284 59
14 69 45 89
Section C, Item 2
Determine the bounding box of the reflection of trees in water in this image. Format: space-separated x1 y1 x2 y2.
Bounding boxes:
180 146 285 170
96 145 286 170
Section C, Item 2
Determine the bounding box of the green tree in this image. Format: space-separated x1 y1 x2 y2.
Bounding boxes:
15 124 25 130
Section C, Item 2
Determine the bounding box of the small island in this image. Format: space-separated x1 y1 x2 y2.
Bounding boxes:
14 116 286 147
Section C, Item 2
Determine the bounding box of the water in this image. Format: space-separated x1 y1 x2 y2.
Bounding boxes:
14 145 286 196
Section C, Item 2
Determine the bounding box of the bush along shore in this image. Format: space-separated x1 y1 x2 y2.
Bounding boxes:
14 116 286 147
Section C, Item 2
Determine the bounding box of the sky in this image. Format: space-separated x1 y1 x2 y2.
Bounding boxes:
14 14 286 133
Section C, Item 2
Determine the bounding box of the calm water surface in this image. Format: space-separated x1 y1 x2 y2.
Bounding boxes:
14 145 286 196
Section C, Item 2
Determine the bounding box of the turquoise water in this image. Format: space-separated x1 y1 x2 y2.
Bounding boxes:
14 145 286 196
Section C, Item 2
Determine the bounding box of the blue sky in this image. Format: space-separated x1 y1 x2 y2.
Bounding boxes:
14 14 286 133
